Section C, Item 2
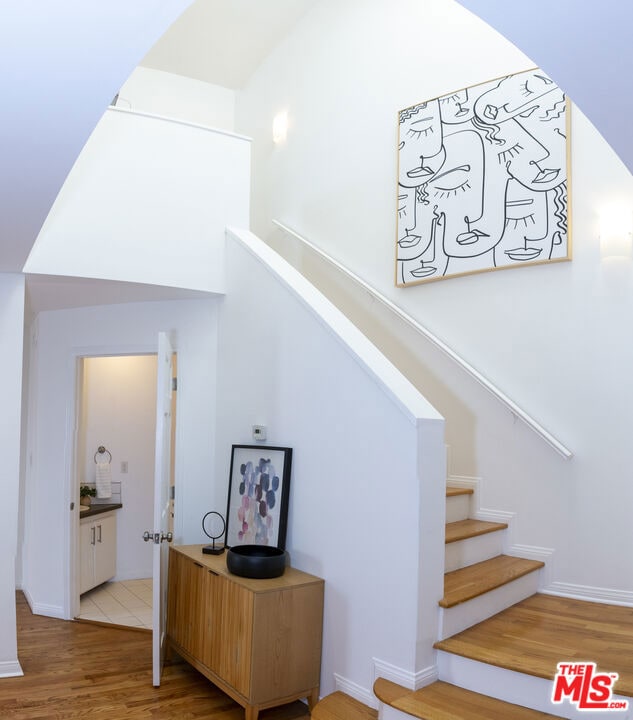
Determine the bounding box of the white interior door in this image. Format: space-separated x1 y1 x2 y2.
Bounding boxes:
150 332 174 686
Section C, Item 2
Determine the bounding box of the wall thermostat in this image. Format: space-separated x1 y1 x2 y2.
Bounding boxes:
252 424 267 441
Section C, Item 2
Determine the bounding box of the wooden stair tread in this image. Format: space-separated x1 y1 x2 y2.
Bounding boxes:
374 678 561 719
311 691 377 720
435 593 633 697
445 519 508 544
440 555 544 608
446 487 473 497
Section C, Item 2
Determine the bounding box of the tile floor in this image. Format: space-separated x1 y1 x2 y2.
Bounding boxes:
78 578 153 630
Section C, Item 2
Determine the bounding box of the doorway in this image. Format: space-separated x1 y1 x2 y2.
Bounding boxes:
71 354 176 629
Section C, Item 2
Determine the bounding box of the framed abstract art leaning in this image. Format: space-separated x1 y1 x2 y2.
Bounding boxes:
225 445 293 550
396 67 571 286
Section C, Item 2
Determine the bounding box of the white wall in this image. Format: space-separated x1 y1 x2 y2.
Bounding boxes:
234 0 633 601
80 355 158 581
24 109 251 293
0 274 25 676
118 66 236 131
217 230 445 700
21 298 219 619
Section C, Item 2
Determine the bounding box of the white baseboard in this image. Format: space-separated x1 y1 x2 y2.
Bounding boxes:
543 582 633 607
22 586 35 614
31 602 65 620
475 507 515 524
0 660 24 678
509 544 555 589
334 673 378 709
22 588 65 620
446 475 479 491
373 657 438 690
113 570 153 582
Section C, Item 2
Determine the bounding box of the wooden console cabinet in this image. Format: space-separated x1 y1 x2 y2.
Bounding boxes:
166 545 324 720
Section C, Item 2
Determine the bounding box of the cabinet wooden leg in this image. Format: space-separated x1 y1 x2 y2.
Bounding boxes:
244 705 258 720
308 687 320 711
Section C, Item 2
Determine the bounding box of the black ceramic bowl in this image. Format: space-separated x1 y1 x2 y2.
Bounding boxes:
226 544 286 579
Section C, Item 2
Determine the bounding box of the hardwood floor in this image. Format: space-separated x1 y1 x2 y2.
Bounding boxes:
4 592 309 719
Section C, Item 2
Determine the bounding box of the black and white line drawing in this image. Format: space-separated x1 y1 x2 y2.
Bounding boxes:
396 68 570 286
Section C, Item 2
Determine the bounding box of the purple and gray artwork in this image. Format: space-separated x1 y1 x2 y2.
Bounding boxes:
235 457 280 544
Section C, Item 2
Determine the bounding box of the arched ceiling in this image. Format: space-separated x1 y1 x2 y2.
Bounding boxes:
455 0 633 175
0 0 315 278
140 0 316 89
0 1 194 273
2 0 630 279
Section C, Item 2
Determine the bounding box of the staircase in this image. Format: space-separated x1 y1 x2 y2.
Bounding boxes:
312 485 633 720
439 486 543 639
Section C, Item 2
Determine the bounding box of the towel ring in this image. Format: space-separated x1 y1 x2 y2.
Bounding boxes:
94 446 112 463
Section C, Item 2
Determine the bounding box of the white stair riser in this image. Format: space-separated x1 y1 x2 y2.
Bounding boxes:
439 570 541 639
445 530 505 572
378 703 412 720
445 494 471 523
437 652 633 720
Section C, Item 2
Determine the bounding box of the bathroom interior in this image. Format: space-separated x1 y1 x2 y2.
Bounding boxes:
75 354 167 631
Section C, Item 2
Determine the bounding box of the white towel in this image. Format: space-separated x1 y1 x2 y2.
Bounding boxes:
96 462 112 499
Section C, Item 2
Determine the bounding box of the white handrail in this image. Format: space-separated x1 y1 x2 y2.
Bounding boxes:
272 219 573 460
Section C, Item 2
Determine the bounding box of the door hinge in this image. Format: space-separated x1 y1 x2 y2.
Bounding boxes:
172 377 178 392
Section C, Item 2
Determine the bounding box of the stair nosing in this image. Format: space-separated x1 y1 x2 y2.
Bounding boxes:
445 519 508 544
446 487 474 497
440 554 544 608
312 690 377 720
374 678 563 719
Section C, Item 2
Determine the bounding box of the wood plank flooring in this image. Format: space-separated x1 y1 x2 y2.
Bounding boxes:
435 593 633 697
3 592 309 719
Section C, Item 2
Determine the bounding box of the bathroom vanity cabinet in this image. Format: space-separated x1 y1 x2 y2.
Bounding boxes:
79 509 117 594
166 545 324 720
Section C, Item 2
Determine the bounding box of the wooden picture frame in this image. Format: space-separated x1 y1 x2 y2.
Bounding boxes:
225 445 293 550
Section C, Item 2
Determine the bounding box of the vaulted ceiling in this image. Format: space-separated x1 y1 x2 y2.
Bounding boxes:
1 0 631 282
456 0 633 181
